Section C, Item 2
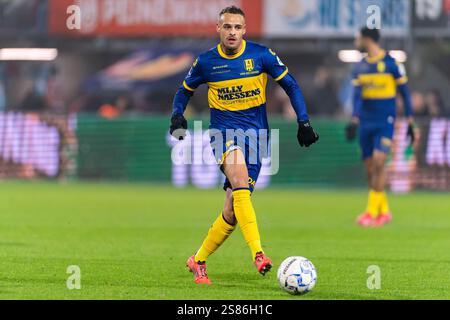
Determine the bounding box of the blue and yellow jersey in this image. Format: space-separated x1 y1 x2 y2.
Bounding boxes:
352 50 409 121
181 40 289 131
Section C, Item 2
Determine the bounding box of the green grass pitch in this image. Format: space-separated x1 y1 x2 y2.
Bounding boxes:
0 182 449 300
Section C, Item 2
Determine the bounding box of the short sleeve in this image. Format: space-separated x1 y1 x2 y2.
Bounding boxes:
392 61 408 86
262 48 289 81
182 57 205 92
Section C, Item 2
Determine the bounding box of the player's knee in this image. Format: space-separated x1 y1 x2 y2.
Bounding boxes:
223 150 249 189
225 169 249 189
364 159 373 172
230 177 249 189
372 157 384 169
372 160 384 175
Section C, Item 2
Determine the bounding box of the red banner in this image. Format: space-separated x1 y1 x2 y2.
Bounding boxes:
445 0 450 13
49 0 262 37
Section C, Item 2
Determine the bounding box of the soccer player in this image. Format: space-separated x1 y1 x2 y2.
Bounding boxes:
170 6 319 284
346 27 415 228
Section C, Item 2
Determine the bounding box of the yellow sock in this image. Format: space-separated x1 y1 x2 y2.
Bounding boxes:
380 192 390 215
366 190 382 218
232 189 263 261
194 213 236 262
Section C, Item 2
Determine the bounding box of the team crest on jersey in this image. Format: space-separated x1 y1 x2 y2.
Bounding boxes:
244 59 255 72
377 62 386 73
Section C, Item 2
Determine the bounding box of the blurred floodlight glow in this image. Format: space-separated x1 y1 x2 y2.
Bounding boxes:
338 50 407 63
0 48 58 61
389 50 408 63
338 50 363 63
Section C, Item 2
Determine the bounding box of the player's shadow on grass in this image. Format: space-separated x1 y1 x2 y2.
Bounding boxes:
0 242 27 247
212 272 271 282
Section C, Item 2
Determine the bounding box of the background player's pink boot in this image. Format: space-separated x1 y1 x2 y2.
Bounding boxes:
373 213 393 227
357 212 375 227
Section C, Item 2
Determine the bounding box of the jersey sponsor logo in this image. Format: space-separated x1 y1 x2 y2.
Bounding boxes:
358 73 397 99
363 81 387 90
239 71 260 76
244 59 255 72
207 73 268 111
217 86 261 101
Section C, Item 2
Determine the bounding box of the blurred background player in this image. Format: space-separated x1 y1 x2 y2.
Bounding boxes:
346 27 415 228
170 6 319 284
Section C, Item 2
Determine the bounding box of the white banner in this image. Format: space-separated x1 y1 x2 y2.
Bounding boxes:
264 0 410 38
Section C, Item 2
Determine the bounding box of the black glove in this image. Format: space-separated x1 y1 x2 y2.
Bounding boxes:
345 122 358 141
169 114 187 140
297 120 319 147
407 122 415 145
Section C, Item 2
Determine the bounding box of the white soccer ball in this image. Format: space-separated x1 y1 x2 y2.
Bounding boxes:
277 256 317 295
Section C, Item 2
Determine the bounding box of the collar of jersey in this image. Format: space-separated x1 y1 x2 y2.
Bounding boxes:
365 50 386 64
217 40 246 59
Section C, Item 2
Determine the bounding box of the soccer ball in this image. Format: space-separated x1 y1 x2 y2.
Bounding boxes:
277 256 317 295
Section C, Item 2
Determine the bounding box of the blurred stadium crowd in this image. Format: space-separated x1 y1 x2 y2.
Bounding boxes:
0 0 449 120
1 0 450 191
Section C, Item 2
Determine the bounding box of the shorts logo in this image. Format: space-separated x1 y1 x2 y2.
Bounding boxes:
244 59 254 72
248 177 256 187
381 138 392 147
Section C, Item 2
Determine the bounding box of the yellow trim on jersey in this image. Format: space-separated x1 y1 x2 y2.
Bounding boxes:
274 67 289 81
183 81 195 92
207 73 268 112
396 76 408 85
365 50 386 64
358 73 397 99
217 40 247 60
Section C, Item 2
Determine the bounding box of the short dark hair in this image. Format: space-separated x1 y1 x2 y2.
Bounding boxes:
219 6 245 18
360 27 380 42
